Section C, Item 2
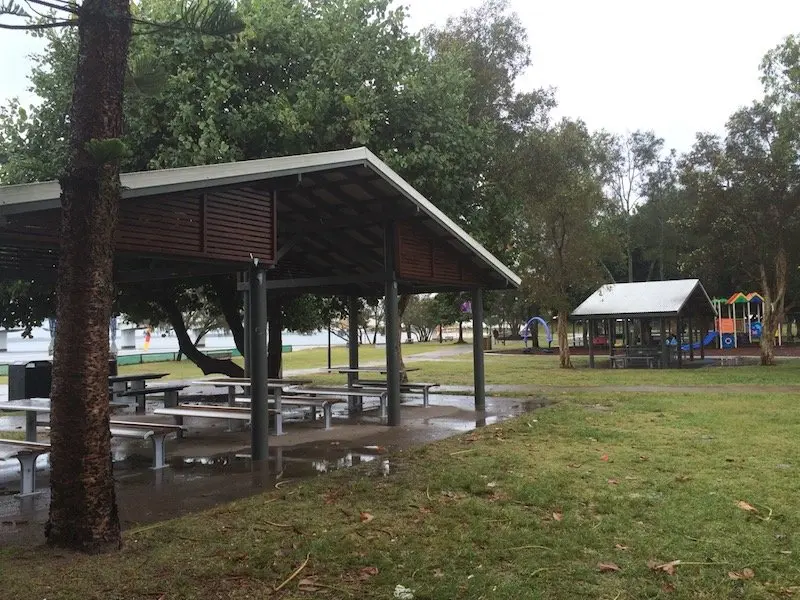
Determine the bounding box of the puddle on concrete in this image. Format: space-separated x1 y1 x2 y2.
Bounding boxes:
1 395 547 546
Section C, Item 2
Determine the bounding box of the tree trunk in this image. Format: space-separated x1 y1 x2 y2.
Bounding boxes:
267 296 283 378
212 276 244 355
760 249 787 366
557 309 572 368
161 295 243 377
397 295 410 383
457 320 465 344
46 0 132 552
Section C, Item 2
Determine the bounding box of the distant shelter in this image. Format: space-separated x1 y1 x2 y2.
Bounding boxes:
571 279 717 368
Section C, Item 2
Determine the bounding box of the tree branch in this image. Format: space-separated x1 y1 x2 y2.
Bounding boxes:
0 18 75 28
25 0 79 15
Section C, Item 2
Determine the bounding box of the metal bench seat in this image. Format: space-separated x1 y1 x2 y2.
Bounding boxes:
0 439 51 496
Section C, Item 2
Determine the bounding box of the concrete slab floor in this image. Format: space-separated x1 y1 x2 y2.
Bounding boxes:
0 395 549 547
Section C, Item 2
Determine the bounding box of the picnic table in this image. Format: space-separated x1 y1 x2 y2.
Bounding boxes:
291 386 389 420
109 373 168 403
189 377 312 436
610 355 658 368
117 383 188 413
334 367 420 375
0 397 128 442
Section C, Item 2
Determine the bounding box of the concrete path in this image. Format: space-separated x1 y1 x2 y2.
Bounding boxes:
438 383 800 395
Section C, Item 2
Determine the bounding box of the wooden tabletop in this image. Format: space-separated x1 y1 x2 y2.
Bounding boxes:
290 386 387 397
335 367 420 374
0 398 128 412
190 378 313 387
108 373 168 383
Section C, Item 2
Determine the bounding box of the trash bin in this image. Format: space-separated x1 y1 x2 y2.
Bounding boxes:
482 337 492 351
8 360 53 400
108 358 118 377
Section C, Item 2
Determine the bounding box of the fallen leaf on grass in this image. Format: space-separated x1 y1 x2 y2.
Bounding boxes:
297 578 321 592
552 512 563 522
607 478 619 485
359 566 379 580
661 582 676 593
486 481 498 488
567 463 582 468
728 568 755 580
597 562 621 573
600 454 610 462
433 569 444 578
614 544 629 551
360 512 374 523
737 501 758 513
640 455 649 461
648 559 681 575
780 550 792 555
675 474 692 482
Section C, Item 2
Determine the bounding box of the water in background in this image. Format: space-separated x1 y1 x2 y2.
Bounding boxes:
2 326 386 364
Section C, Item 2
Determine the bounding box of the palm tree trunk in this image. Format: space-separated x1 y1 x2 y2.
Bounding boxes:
46 0 132 552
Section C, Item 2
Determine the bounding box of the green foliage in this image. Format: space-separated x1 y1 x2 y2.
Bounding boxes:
402 295 441 342
517 119 616 313
0 0 29 18
85 138 129 163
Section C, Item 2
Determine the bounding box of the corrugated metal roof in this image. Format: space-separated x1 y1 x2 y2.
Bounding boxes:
0 147 520 289
571 279 715 318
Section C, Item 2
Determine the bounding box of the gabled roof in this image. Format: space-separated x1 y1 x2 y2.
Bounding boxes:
571 279 716 319
0 147 520 290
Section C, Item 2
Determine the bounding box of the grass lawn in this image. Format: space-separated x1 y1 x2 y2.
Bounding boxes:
3 391 799 599
0 429 23 440
117 342 444 381
296 353 800 389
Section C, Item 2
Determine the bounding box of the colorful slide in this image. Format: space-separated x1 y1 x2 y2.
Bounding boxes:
679 331 717 352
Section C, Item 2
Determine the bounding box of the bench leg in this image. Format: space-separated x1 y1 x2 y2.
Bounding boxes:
274 388 284 436
423 388 429 408
25 411 37 443
380 393 387 420
310 406 317 422
165 390 179 408
151 433 168 470
174 415 184 439
135 393 146 415
324 405 333 430
16 453 39 496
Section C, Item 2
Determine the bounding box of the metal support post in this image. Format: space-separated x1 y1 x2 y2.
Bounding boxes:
660 317 668 368
348 296 361 413
588 320 595 368
472 288 486 412
384 223 402 426
249 264 269 461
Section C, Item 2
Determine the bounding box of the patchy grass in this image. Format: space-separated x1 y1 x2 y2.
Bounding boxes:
3 391 799 599
0 430 24 440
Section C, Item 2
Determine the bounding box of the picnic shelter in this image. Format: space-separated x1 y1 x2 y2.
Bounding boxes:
0 147 521 459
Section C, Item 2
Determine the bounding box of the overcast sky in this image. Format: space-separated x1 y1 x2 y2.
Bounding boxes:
2 0 800 154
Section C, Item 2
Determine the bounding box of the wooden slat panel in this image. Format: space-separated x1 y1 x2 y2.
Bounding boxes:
396 220 483 286
205 190 273 262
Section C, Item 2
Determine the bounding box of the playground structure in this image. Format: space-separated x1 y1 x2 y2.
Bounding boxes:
711 292 776 349
521 316 553 352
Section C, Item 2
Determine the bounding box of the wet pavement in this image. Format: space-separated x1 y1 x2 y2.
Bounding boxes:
0 394 548 547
